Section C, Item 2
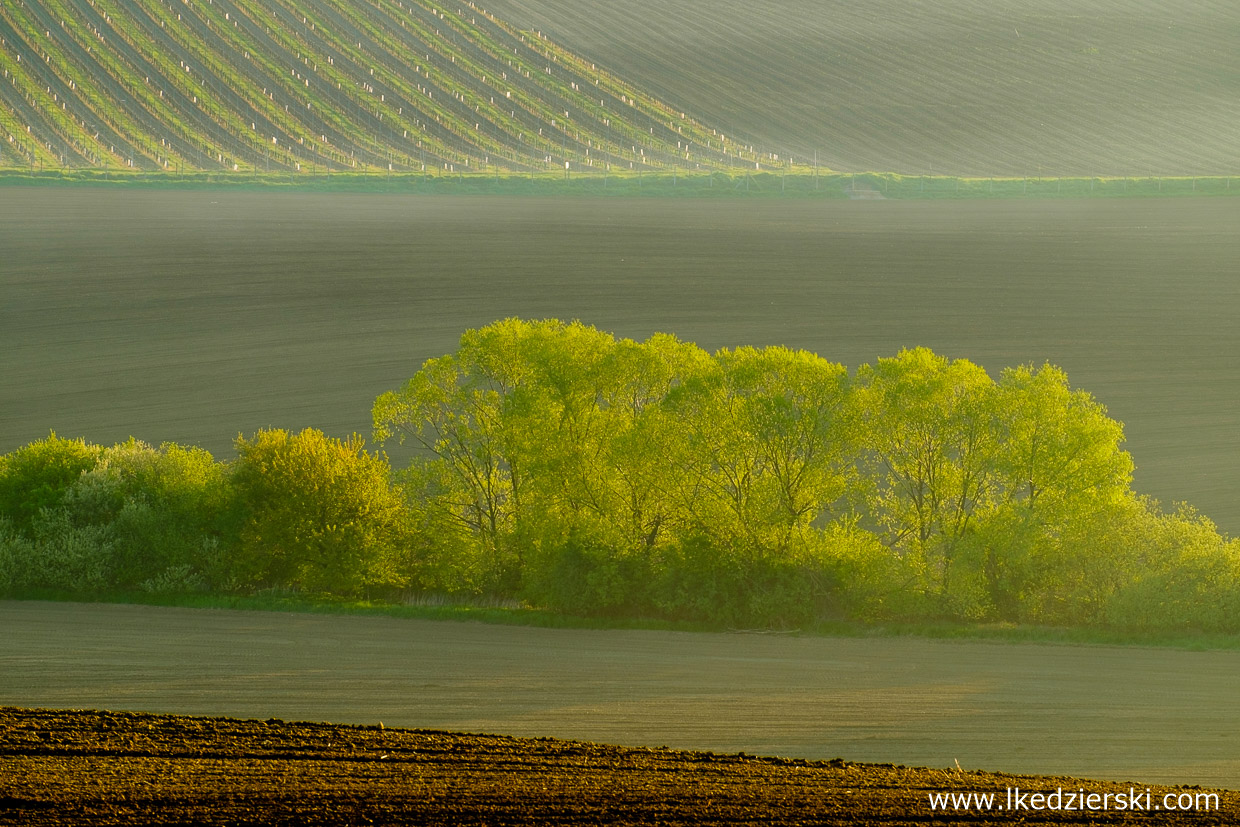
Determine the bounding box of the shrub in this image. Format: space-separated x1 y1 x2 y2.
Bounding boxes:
22 507 113 592
0 433 100 536
0 517 31 593
139 562 209 595
521 521 653 617
61 439 235 589
230 428 406 596
1107 506 1240 633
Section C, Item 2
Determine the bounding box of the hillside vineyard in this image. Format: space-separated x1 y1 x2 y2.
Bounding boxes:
0 0 773 173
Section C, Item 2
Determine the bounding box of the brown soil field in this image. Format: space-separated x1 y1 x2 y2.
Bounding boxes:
3 190 1239 533
3 601 1240 792
2 707 1235 826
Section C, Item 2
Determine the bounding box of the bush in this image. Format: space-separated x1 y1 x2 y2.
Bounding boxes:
651 535 752 625
61 439 235 589
522 522 653 617
22 507 113 592
0 433 100 536
230 428 406 595
1107 506 1240 633
139 562 209 595
0 517 31 593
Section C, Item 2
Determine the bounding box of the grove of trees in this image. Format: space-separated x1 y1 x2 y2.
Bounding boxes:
3 318 1238 632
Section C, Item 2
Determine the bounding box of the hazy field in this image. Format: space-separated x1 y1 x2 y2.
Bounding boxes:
3 600 1238 789
481 0 1240 176
3 189 1238 533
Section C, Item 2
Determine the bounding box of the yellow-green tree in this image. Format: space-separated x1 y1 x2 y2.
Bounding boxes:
0 432 101 536
855 348 998 615
231 428 405 595
665 346 855 553
979 363 1136 622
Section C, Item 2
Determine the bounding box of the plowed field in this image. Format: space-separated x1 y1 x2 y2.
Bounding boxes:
4 601 1240 791
2 707 1234 825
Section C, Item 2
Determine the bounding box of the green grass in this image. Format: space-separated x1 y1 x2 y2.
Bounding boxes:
4 167 1238 199
10 588 1240 650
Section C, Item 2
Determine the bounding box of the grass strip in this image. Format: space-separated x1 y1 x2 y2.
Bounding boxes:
2 167 1238 199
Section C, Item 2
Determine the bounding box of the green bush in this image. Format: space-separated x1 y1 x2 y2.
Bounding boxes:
22 507 113 592
522 522 654 617
0 517 31 592
230 428 406 596
1107 506 1240 633
0 432 100 536
60 439 236 589
139 562 210 595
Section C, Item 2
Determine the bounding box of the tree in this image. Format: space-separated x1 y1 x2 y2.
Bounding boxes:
0 432 100 536
666 345 855 554
374 319 713 602
978 363 1135 621
231 428 405 595
854 348 998 614
373 319 588 592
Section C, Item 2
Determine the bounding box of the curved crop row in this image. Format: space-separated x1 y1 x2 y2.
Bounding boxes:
0 0 773 173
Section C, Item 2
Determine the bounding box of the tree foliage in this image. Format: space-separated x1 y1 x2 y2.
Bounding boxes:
231 428 406 596
368 320 1232 629
0 432 101 536
2 320 1236 632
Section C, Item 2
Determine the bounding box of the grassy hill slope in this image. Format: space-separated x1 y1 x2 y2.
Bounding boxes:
481 0 1240 177
0 0 767 173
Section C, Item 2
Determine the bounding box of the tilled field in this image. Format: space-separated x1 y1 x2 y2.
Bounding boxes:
1 708 1234 826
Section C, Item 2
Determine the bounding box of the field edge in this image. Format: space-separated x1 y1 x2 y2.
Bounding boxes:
2 706 1233 825
6 593 1240 651
3 168 1238 199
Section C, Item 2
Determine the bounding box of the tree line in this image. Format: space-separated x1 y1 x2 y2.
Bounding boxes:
2 319 1237 631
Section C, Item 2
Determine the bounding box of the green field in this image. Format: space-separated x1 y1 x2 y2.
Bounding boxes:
3 0 1238 178
5 166 1240 199
0 0 772 175
3 189 1238 535
481 0 1240 177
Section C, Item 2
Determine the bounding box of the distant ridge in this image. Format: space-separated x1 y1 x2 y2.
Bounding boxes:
0 0 769 173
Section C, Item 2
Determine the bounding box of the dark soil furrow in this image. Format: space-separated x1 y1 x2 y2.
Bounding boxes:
1 707 1235 826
